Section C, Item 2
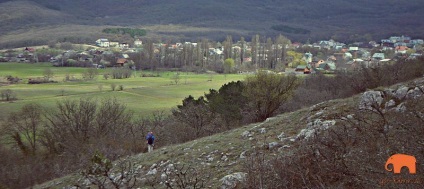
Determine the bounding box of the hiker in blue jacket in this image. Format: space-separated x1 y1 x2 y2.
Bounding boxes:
146 131 155 153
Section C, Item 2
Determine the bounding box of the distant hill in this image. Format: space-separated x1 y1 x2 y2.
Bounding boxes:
1 0 424 47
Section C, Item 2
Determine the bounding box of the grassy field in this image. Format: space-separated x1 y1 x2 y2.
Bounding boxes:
0 62 246 120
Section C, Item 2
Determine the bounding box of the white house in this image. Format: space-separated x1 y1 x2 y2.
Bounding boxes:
303 52 313 63
109 42 119 47
119 43 129 49
372 53 385 60
411 39 424 45
96 39 110 47
134 39 143 47
349 47 359 51
344 52 353 59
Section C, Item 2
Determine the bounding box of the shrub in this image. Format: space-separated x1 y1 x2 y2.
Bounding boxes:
5 75 21 84
111 68 132 79
28 78 57 84
103 73 110 80
82 68 99 81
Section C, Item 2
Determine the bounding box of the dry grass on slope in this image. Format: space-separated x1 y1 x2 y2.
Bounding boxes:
33 93 360 188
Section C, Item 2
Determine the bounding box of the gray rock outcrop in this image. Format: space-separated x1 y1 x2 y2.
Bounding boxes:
220 172 247 189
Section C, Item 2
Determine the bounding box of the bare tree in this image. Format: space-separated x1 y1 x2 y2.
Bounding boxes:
171 72 181 85
43 68 54 81
79 152 139 189
41 98 133 157
1 89 17 101
163 163 208 189
5 103 43 155
82 68 99 81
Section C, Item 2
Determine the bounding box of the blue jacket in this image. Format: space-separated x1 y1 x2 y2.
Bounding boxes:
146 134 155 144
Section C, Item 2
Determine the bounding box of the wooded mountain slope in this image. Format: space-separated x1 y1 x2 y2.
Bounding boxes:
1 0 424 45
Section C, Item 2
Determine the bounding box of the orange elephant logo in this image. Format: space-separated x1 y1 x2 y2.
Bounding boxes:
385 154 416 174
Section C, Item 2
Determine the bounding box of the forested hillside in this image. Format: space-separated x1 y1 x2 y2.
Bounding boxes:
1 0 424 47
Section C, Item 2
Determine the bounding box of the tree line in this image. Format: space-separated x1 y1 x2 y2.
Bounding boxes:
128 34 291 73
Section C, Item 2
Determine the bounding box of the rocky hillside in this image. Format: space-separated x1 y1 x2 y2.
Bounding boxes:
33 77 424 188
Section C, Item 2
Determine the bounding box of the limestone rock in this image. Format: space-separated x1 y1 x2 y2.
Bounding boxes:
395 86 409 100
297 119 336 140
239 151 246 159
150 163 157 170
359 90 384 110
241 131 253 138
220 172 247 189
268 142 280 149
147 168 157 175
277 132 286 141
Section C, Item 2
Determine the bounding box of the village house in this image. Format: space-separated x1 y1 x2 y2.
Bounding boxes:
295 65 311 74
313 59 325 68
303 52 313 63
134 39 143 47
344 52 353 60
389 35 411 43
382 46 394 51
394 42 407 47
315 61 336 73
291 42 302 48
116 58 129 67
335 45 344 50
96 39 110 47
109 42 119 47
346 59 371 70
349 47 359 51
395 46 408 54
119 43 130 49
77 52 92 62
408 53 423 59
121 54 130 59
372 53 385 60
369 41 379 48
410 39 424 45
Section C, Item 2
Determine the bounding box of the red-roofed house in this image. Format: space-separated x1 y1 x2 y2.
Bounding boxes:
116 58 128 66
395 46 408 54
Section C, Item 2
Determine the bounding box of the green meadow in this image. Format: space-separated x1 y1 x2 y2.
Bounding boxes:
0 63 246 120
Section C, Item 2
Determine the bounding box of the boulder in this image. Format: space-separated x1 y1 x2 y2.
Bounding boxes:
147 168 157 175
395 86 409 100
241 131 253 138
268 142 280 149
359 90 384 110
220 172 247 189
406 86 424 99
150 163 157 170
297 119 336 140
239 151 246 159
221 155 228 161
277 132 286 141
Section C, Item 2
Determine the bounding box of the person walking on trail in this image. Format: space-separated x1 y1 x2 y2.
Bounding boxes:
146 132 155 153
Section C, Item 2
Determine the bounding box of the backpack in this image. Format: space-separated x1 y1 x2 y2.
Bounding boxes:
147 135 154 144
